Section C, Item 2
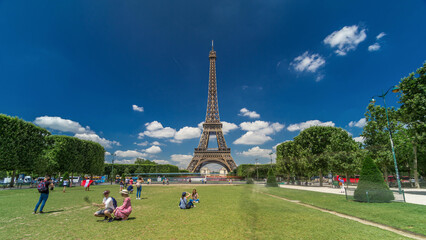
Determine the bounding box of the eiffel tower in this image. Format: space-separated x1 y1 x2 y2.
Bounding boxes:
187 41 237 173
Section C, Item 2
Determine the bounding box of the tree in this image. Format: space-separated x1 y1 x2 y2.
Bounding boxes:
398 62 426 188
327 128 362 187
276 141 308 182
266 168 278 187
354 156 394 203
294 126 350 186
0 114 51 187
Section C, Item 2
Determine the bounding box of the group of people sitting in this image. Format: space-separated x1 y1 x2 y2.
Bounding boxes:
92 186 200 223
93 189 132 222
179 189 199 209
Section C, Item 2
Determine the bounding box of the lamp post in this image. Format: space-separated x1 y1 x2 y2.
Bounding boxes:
269 152 274 168
111 153 116 185
255 158 259 180
370 85 402 194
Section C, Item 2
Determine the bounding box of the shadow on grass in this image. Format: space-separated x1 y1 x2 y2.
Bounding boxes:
42 210 64 214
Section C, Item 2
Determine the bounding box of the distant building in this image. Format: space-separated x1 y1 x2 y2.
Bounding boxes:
200 167 211 175
219 167 228 176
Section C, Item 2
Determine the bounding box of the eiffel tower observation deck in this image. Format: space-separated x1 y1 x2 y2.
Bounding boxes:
187 41 237 173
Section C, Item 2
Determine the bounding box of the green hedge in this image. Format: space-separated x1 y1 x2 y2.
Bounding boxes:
354 156 394 203
266 168 278 187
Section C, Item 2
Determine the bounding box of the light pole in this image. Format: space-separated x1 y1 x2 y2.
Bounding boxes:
370 85 402 194
269 152 274 168
255 158 259 180
111 153 116 185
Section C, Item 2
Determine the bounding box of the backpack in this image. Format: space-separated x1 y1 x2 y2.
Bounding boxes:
111 197 118 209
37 181 47 193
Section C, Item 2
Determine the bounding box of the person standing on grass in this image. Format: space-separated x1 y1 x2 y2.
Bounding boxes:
129 178 134 186
338 177 345 193
113 190 132 221
63 178 69 193
93 190 115 222
136 176 143 200
119 180 124 191
33 175 53 214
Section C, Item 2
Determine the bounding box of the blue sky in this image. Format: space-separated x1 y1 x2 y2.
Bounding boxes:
1 1 425 169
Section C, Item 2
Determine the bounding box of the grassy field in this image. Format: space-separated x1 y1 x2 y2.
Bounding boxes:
260 187 426 236
0 184 416 239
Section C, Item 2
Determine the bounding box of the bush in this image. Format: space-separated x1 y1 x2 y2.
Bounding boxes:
266 168 278 187
246 178 254 184
354 156 394 203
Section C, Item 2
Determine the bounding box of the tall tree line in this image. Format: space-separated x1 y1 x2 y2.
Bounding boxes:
0 114 105 186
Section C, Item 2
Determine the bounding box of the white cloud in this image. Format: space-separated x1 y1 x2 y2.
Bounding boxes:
74 133 120 149
34 116 120 149
34 116 90 134
114 150 147 158
114 159 137 164
142 121 176 139
240 121 285 135
132 104 144 112
239 108 260 119
353 136 365 143
368 43 381 52
170 154 193 169
234 121 284 145
233 131 272 145
144 145 162 154
324 25 367 56
287 120 335 132
153 160 170 165
174 127 201 140
290 51 325 73
198 121 238 135
105 152 111 156
135 141 149 146
349 118 366 128
376 32 386 39
239 146 275 159
151 141 162 146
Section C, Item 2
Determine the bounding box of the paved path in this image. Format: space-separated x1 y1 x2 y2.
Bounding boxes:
279 184 426 205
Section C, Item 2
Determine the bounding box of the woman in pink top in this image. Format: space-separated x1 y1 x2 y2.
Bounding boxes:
113 190 132 221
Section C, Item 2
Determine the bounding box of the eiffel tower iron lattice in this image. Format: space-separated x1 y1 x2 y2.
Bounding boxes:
187 42 237 173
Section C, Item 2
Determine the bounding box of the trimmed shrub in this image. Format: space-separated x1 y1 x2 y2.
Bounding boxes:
246 178 254 184
266 168 278 187
354 156 394 203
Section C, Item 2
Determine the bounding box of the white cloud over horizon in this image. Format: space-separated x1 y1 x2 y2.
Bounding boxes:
239 146 275 159
34 116 120 149
170 154 193 169
287 120 335 132
114 150 148 158
324 25 367 55
34 116 90 134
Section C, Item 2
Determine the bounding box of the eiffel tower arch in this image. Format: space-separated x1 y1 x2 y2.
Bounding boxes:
187 41 237 173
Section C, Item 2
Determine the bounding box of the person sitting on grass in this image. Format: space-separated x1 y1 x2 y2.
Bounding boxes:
179 192 194 209
113 190 132 221
93 190 116 222
127 184 134 194
191 189 199 203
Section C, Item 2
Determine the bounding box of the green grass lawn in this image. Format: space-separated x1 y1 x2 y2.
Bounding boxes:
260 186 426 236
0 184 414 239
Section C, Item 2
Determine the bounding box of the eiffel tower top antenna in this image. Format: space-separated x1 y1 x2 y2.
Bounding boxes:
212 40 214 50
